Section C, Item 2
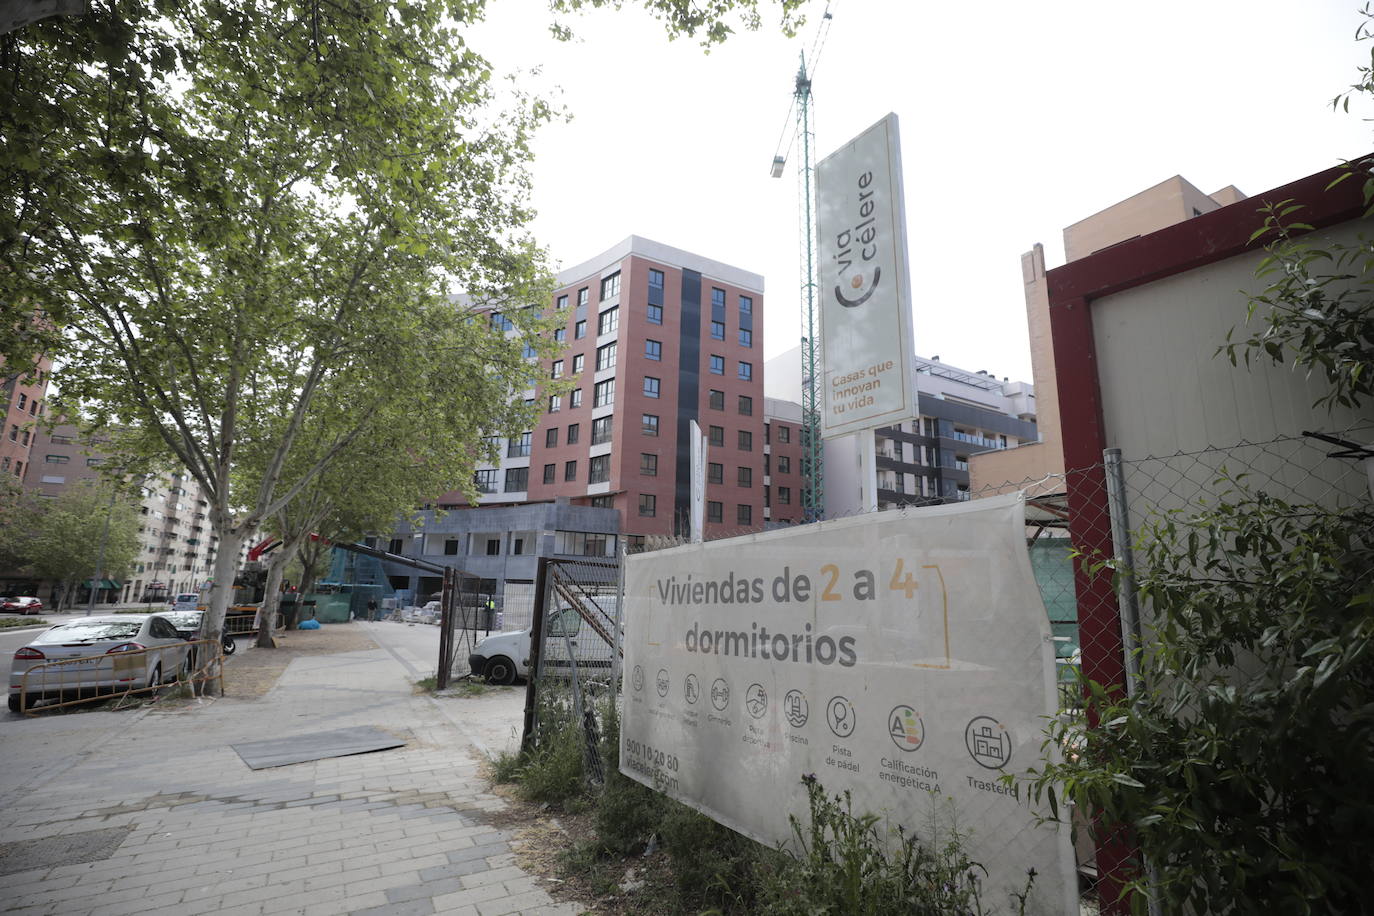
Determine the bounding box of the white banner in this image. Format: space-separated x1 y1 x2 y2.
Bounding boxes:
621 494 1075 914
689 420 706 544
816 112 917 438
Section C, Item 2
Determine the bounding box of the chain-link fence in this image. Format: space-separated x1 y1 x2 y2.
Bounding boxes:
520 557 623 786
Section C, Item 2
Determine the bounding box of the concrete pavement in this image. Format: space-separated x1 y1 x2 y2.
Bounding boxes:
0 622 582 916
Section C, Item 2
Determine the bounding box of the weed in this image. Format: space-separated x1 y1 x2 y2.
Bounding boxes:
413 676 438 692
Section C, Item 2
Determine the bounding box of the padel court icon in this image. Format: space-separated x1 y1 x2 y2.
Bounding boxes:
965 716 1012 769
826 696 855 738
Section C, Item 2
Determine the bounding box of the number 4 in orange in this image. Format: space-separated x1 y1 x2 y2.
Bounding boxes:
889 558 918 599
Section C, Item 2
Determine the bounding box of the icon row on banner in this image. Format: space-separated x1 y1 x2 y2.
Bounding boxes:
631 665 1013 769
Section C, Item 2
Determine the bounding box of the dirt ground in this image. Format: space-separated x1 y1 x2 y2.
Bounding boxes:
219 624 378 698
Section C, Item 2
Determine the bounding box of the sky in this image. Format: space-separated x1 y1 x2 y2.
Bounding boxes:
471 0 1373 383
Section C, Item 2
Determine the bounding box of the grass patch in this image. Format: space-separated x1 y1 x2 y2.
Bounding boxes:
414 675 438 692
0 616 48 628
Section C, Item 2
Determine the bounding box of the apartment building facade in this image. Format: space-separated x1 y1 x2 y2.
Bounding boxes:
0 359 50 484
24 423 220 603
766 348 1037 515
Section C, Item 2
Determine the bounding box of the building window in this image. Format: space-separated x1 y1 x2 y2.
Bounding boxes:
647 303 663 324
638 493 656 517
50 434 72 445
709 389 724 410
575 319 587 339
598 306 619 336
737 504 752 526
504 467 529 492
487 538 502 556
475 469 497 493
556 294 568 310
551 359 564 379
86 457 102 466
738 430 753 451
513 538 526 555
738 328 752 348
507 432 532 458
738 467 752 488
592 415 613 445
712 287 726 309
640 453 658 476
45 454 69 464
548 394 562 413
738 361 752 381
740 294 753 313
601 272 621 301
7 425 15 441
546 427 559 448
572 353 584 374
543 463 556 484
778 426 790 444
388 538 405 554
570 388 583 408
522 342 537 359
778 486 791 504
708 462 723 484
596 342 617 372
705 425 723 447
643 376 660 398
644 339 662 361
778 455 790 474
738 395 752 416
594 379 615 408
16 394 25 410
577 287 589 308
565 460 577 481
642 414 659 437
710 320 725 340
555 328 566 343
490 312 514 331
707 501 723 524
567 423 580 444
589 497 614 511
649 268 664 295
589 455 610 484
709 355 724 375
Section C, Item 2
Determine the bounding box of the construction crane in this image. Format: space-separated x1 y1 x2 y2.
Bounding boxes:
771 3 835 523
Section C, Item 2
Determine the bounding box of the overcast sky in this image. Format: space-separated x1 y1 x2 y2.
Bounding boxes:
472 0 1372 383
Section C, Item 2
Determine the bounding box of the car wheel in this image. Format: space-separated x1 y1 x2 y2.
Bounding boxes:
485 656 516 686
8 694 21 714
221 635 236 656
146 664 162 694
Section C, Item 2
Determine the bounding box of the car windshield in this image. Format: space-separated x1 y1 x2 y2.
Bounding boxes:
162 612 204 630
36 621 143 644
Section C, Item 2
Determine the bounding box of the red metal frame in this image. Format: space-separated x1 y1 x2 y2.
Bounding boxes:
1045 157 1369 910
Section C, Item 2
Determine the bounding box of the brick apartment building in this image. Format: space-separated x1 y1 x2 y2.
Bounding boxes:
376 237 807 602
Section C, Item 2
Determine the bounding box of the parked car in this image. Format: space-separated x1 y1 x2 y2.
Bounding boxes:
8 615 191 713
2 597 43 614
162 610 236 664
172 593 201 613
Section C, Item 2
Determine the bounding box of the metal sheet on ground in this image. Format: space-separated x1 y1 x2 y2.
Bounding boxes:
231 725 406 770
0 825 134 877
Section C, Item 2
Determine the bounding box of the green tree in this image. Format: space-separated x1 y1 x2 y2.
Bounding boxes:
3 1 556 643
0 480 141 610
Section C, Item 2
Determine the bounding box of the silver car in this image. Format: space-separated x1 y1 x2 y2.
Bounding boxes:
9 615 192 713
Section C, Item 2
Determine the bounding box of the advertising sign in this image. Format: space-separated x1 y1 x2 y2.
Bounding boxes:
815 112 917 438
621 494 1075 914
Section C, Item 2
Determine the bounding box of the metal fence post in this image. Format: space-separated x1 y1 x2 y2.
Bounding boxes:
1102 448 1144 699
1103 448 1163 916
436 567 455 690
520 557 551 753
611 541 627 695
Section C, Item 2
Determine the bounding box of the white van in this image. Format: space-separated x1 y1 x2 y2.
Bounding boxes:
172 593 201 613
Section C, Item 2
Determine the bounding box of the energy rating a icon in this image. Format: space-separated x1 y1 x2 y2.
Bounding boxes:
783 689 809 728
888 705 924 752
684 673 701 705
711 678 731 711
826 695 855 738
965 716 1012 769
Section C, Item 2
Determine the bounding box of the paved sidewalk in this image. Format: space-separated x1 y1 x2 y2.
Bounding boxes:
0 624 582 916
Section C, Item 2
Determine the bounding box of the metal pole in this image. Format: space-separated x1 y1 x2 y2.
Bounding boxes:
521 557 551 753
797 52 824 523
611 540 627 695
1103 448 1163 916
436 567 454 690
86 483 119 616
1102 449 1144 697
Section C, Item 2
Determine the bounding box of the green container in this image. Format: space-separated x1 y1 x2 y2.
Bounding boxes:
301 592 352 624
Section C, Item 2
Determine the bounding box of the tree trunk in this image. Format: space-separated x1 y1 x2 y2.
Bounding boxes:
255 551 288 649
203 526 244 696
